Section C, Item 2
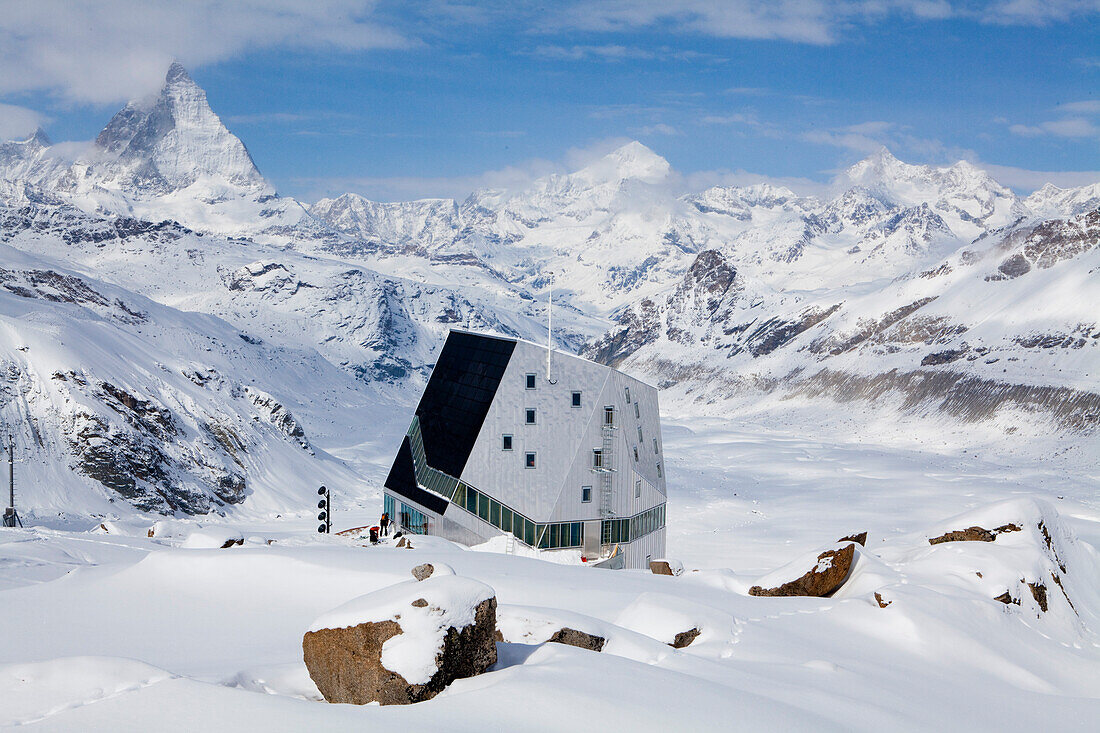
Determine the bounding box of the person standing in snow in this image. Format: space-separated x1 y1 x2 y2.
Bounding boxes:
380 512 390 536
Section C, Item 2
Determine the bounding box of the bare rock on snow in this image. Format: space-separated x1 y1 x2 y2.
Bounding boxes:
874 592 891 609
649 559 684 576
303 577 497 705
411 563 434 581
221 537 244 548
546 627 606 652
929 523 1022 545
749 543 855 598
928 526 996 544
670 628 701 648
839 532 868 546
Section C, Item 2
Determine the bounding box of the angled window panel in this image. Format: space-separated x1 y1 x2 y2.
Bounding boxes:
413 332 516 478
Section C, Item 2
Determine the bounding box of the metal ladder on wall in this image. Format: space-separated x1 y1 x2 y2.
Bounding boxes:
599 407 616 546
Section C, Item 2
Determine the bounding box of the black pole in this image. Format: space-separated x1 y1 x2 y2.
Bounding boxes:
3 435 20 528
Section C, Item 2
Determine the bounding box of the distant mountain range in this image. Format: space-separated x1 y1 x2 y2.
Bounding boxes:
1 63 1096 518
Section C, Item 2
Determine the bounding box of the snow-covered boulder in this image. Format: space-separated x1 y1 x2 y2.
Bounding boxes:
302 576 497 705
749 542 857 597
649 558 684 576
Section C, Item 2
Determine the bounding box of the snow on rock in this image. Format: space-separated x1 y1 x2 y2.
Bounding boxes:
303 575 497 704
749 542 858 597
649 558 684 576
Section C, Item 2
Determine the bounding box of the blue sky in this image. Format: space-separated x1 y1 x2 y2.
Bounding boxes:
1 1 1099 201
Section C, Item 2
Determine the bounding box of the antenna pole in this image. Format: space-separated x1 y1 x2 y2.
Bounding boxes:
546 273 552 382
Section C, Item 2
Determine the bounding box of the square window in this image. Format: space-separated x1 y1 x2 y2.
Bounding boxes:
502 434 513 451
581 485 592 503
572 391 582 408
635 479 642 498
525 408 536 424
525 373 536 389
525 452 537 469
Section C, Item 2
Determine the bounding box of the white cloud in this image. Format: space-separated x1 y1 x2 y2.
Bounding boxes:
1009 118 1100 138
0 1 410 104
682 168 832 197
0 103 48 142
1057 100 1100 114
979 162 1100 191
631 123 681 136
983 0 1100 25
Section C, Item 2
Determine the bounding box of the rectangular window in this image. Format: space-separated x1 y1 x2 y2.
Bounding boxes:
592 449 603 469
525 408 536 424
502 434 513 451
634 401 640 419
625 386 631 403
525 452 537 469
465 487 479 514
525 519 535 546
453 483 466 508
570 522 582 547
603 406 614 426
490 499 501 528
656 462 662 478
501 507 512 533
581 485 592 503
635 479 642 498
571 391 582 408
633 446 639 462
525 373 536 389
637 426 643 442
653 438 659 454
478 493 490 521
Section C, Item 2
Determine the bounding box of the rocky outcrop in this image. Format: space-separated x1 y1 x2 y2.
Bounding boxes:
546 627 606 652
670 628 701 649
749 543 856 598
839 532 867 546
304 579 497 706
649 559 684 576
928 523 1021 545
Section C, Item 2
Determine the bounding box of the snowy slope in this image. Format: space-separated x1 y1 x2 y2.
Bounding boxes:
0 244 372 519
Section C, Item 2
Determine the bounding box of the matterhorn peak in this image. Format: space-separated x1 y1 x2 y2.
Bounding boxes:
165 61 194 86
92 61 266 194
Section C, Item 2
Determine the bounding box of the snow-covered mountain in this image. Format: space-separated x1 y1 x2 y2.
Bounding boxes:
1 62 1098 519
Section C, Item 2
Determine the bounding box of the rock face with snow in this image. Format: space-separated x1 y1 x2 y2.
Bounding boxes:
303 576 497 705
749 543 856 597
94 63 266 194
